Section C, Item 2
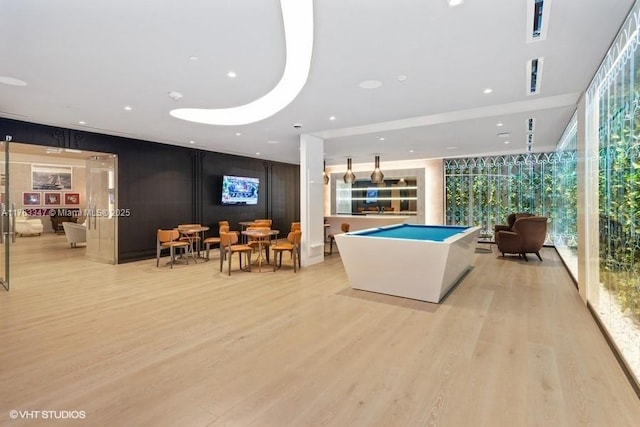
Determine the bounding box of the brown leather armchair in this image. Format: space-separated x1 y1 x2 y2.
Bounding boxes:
495 216 548 261
493 212 534 240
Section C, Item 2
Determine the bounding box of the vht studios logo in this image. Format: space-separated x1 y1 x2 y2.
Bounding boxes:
9 409 86 420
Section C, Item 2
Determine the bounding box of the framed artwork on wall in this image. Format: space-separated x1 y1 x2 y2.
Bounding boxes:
44 192 61 205
32 164 72 191
23 192 41 206
64 193 80 205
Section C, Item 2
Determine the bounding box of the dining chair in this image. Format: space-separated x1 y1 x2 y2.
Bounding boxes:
219 231 252 275
328 222 350 255
254 219 272 227
156 229 190 268
219 221 240 235
203 235 221 260
290 222 301 231
218 224 239 260
272 230 302 272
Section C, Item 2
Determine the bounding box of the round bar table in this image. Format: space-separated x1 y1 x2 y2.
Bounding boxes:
241 229 279 272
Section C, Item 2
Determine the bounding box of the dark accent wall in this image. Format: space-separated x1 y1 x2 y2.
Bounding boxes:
1 118 300 263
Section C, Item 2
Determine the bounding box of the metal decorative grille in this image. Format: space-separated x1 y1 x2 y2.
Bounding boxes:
444 150 577 247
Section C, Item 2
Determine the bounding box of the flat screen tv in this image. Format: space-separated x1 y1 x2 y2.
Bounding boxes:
221 175 259 205
365 188 378 203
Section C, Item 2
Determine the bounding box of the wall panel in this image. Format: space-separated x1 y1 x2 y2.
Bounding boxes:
1 118 300 262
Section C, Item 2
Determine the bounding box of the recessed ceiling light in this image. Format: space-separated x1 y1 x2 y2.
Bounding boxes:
497 122 504 127
235 132 242 136
504 140 510 144
189 56 199 61
447 146 458 150
409 150 414 153
329 116 336 121
359 80 383 89
227 71 237 78
448 0 464 7
189 140 195 144
168 91 183 101
171 0 314 125
78 121 87 125
124 106 132 111
397 75 407 82
267 140 280 144
483 88 493 94
378 137 385 141
0 76 27 86
256 152 261 155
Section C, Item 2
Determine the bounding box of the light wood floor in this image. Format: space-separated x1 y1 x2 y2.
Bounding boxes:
1 234 639 426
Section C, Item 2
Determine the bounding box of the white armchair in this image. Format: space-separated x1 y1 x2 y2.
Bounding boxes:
62 222 87 248
15 217 44 236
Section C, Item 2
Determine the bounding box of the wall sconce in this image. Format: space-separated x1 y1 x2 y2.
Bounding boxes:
370 155 384 184
343 157 356 184
322 160 329 185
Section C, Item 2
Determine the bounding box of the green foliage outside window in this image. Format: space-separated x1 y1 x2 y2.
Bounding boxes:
598 48 640 323
444 151 578 247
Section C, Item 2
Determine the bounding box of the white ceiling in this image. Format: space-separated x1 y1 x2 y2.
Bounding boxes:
0 0 635 166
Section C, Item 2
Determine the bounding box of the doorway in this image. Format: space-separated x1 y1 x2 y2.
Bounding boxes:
1 140 118 290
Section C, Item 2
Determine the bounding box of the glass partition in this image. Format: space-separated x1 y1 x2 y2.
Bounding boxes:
553 114 579 277
444 152 577 244
0 138 8 291
86 155 117 264
585 1 640 385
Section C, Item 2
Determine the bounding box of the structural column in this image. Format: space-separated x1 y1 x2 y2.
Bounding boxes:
299 133 324 266
578 93 597 304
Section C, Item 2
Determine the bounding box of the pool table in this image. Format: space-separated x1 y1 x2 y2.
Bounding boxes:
334 223 481 303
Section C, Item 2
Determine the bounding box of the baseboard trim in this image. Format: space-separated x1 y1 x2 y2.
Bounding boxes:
553 246 578 289
553 246 640 399
587 302 640 399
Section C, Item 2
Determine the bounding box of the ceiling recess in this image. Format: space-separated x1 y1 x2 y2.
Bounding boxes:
527 57 543 95
527 0 551 43
527 118 536 133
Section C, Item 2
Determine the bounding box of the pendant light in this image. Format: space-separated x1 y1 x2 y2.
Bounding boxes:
322 160 329 185
343 157 356 184
370 155 384 184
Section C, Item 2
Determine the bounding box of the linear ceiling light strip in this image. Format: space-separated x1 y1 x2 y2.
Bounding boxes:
170 0 314 126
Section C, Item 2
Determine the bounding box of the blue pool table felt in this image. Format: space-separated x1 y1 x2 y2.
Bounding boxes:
353 224 470 242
